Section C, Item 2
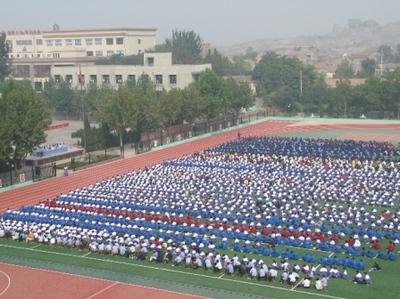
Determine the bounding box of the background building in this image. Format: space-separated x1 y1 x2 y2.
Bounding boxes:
52 52 211 91
2 27 211 91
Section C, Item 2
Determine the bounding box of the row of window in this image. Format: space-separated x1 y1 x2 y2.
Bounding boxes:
53 74 177 85
86 50 124 57
12 37 143 47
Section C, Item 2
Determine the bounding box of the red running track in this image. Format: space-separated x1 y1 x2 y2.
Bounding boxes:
0 262 207 299
0 120 326 213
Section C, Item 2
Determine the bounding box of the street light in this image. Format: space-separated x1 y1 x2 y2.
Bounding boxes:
5 161 14 185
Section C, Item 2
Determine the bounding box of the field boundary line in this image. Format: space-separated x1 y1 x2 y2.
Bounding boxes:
0 261 211 299
0 270 11 297
86 281 118 299
0 243 345 299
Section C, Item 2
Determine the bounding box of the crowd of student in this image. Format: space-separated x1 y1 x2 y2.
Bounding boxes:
32 143 68 157
1 137 399 289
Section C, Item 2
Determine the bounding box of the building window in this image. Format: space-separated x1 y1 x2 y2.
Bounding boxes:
90 75 97 84
106 51 114 56
147 57 154 66
155 74 163 85
75 39 82 46
127 74 135 83
102 75 110 84
34 82 43 92
169 74 177 85
54 75 61 83
53 53 60 58
34 65 51 77
65 39 73 46
116 50 124 55
95 51 103 57
87 51 94 57
46 40 54 47
138 39 141 45
106 38 114 45
95 38 102 45
116 37 124 45
55 39 62 46
65 75 73 84
115 75 123 84
13 65 30 78
85 38 93 45
36 39 43 45
192 73 200 81
16 40 33 46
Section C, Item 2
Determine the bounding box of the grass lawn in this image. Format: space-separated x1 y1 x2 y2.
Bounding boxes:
0 239 398 299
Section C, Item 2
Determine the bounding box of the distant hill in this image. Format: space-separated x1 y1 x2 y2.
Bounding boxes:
219 19 400 59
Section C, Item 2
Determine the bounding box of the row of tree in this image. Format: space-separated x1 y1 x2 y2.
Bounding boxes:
252 52 400 118
42 70 254 157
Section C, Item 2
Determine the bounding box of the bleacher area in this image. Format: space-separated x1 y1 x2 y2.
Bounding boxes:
0 135 399 298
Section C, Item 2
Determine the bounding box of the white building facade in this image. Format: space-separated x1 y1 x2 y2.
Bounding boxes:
51 53 211 91
2 27 211 91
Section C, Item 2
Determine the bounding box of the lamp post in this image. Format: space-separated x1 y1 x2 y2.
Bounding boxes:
5 161 14 185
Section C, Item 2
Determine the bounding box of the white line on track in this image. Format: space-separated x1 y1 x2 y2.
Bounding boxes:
82 252 91 258
217 273 224 279
31 244 41 249
0 244 345 299
0 261 211 299
0 270 11 297
86 281 118 299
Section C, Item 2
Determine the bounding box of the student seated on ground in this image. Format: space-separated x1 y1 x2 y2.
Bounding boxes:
315 277 328 290
289 272 299 285
370 262 381 272
353 271 363 284
302 277 311 288
280 271 289 284
268 268 278 281
249 266 258 280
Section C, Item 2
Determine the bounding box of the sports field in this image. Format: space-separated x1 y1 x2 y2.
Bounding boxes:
0 117 399 299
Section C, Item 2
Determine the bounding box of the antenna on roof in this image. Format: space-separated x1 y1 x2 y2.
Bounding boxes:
53 24 60 31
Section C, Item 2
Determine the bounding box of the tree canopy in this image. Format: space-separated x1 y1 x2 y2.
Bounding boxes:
0 33 11 83
0 80 51 167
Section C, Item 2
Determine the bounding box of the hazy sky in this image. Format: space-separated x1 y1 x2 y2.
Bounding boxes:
1 0 399 46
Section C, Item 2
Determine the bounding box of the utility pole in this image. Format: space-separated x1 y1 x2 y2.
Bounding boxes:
79 64 87 153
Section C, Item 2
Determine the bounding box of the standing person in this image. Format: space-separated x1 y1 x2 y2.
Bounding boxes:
237 131 241 140
63 166 69 176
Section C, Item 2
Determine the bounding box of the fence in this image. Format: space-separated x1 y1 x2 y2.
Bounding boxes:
0 163 57 188
135 110 269 153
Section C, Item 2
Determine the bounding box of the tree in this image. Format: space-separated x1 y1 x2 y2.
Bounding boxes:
223 79 254 117
0 80 50 167
252 52 318 112
96 85 137 158
241 47 258 61
159 89 183 130
42 79 79 112
162 30 203 64
302 78 332 116
378 45 394 63
203 49 252 76
0 33 11 82
360 58 377 77
334 59 354 79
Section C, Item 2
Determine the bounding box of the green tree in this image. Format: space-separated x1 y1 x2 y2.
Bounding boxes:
0 80 51 167
241 47 258 61
223 78 254 117
302 78 332 116
253 52 318 112
162 30 203 64
335 59 354 79
42 79 79 112
96 85 137 158
360 58 377 77
0 33 11 82
378 45 394 63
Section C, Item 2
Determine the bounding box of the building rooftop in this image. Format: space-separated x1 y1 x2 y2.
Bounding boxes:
1 27 157 36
